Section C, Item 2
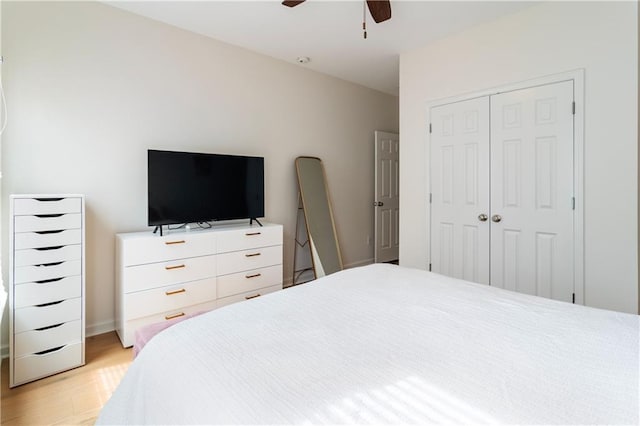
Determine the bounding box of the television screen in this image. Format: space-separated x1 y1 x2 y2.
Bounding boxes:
148 150 264 226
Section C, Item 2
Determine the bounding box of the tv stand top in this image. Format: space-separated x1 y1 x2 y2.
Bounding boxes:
125 220 275 240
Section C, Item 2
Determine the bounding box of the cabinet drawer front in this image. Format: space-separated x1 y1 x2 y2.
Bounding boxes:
217 284 281 309
15 229 82 250
14 320 82 358
217 245 282 276
119 300 217 348
14 276 82 308
123 254 216 293
217 225 283 254
14 213 82 233
119 233 215 267
14 341 83 386
125 277 217 320
14 260 81 284
14 245 82 267
14 298 82 333
217 265 282 298
13 197 82 216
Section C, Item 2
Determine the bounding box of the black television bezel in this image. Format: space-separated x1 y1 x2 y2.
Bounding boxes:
147 149 265 227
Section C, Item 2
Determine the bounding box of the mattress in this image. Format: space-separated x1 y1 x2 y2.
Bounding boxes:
97 264 639 424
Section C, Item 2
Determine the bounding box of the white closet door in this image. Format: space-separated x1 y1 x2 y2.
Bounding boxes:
374 131 400 263
430 97 490 284
490 81 574 301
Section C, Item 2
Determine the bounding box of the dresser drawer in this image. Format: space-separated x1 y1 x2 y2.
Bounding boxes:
14 260 81 285
119 299 217 348
119 232 216 267
217 245 282 276
217 265 282 298
217 225 283 254
123 254 216 293
14 213 82 233
14 320 82 358
14 245 81 267
217 284 281 308
14 229 82 250
124 277 217 320
14 276 82 308
14 298 82 333
14 341 83 385
13 197 82 216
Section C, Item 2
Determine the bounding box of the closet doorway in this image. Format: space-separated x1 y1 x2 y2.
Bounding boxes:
429 74 583 304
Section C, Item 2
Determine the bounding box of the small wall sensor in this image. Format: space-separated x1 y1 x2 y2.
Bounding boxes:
296 56 311 64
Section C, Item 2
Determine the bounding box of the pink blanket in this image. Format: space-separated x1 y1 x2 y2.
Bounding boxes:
133 311 207 358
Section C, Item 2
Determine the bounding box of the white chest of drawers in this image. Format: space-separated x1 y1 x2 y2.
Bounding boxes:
9 194 85 387
115 222 283 348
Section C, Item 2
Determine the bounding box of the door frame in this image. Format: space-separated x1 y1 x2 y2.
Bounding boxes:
425 69 585 304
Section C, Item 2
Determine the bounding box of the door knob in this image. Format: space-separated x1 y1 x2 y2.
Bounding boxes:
492 214 502 223
373 201 384 207
478 214 488 222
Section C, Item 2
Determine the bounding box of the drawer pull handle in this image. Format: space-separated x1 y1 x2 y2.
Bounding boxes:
245 232 261 236
165 264 185 270
35 230 64 235
245 293 261 300
245 253 261 257
35 246 64 251
165 240 186 245
35 277 64 284
34 198 64 202
35 300 64 308
165 288 186 296
34 345 66 356
245 273 262 279
36 261 64 267
35 323 64 331
165 312 185 320
35 214 64 218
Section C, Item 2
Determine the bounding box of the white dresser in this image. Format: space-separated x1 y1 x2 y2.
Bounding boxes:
115 222 283 347
9 195 85 387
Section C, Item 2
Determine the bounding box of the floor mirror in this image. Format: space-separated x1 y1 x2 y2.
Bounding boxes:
295 156 343 280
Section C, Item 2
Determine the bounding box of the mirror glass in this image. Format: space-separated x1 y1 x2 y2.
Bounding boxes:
295 157 343 278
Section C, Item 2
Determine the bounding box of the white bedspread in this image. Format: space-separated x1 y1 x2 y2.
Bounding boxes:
98 264 639 424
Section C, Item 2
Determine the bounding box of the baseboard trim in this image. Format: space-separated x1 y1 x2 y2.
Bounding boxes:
283 258 375 288
86 320 116 338
345 258 375 269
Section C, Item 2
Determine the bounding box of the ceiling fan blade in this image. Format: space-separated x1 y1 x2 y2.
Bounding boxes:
366 0 391 23
282 0 305 7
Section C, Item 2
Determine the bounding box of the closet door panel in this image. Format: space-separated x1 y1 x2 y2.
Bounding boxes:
490 81 574 302
430 97 490 284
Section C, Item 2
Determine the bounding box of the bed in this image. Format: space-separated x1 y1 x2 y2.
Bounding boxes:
97 264 639 424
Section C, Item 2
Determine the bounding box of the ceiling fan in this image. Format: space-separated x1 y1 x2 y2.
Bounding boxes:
282 0 392 38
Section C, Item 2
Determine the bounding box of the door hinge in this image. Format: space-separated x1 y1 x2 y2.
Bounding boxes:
572 101 576 115
429 193 432 204
572 293 575 304
429 123 432 134
429 263 432 271
572 197 575 210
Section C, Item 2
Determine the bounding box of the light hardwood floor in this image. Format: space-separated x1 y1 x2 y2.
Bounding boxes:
1 332 132 425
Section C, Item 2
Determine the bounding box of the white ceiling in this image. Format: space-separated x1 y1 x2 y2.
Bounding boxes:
108 1 536 96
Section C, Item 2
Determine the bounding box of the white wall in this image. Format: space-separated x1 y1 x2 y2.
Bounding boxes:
1 1 398 348
399 2 638 314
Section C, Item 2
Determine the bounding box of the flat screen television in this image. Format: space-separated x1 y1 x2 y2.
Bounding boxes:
148 149 264 227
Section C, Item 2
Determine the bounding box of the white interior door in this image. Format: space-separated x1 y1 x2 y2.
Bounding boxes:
430 97 490 284
374 131 399 263
490 81 575 301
